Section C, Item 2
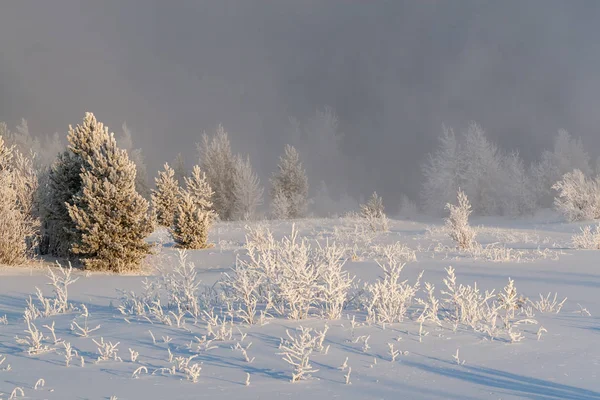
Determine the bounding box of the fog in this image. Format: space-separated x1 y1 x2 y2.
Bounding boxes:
2 0 600 211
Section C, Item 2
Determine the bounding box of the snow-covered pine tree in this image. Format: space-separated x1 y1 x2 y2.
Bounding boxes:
170 182 215 250
232 154 263 220
173 153 188 186
270 145 308 219
118 123 150 199
42 149 82 256
198 125 235 220
151 163 180 226
421 126 461 215
184 165 214 210
360 191 389 232
66 113 153 272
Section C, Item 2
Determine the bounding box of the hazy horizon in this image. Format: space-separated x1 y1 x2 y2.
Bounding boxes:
2 1 600 211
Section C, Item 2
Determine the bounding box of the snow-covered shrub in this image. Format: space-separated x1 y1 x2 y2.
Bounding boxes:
360 191 388 232
0 138 39 265
66 113 154 272
278 326 319 382
152 163 180 226
223 225 353 321
232 154 263 220
270 145 309 219
572 224 600 249
445 190 476 250
198 124 235 220
366 245 423 324
552 169 600 221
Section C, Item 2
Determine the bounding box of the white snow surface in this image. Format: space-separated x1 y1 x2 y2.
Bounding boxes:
1 214 599 400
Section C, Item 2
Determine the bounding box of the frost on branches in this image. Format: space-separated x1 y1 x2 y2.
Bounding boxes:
151 163 181 227
198 125 235 220
552 169 600 222
360 192 389 232
270 145 308 219
0 136 40 265
445 190 477 250
66 113 154 272
232 154 263 221
170 165 216 249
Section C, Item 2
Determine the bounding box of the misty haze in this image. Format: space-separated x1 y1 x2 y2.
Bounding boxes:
1 2 600 399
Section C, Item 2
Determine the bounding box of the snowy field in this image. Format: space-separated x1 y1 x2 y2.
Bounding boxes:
1 214 599 400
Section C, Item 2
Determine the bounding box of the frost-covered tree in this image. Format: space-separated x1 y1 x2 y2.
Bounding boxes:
270 145 308 219
170 165 215 249
460 122 503 215
41 149 82 256
151 163 180 227
66 113 153 272
197 125 235 220
531 130 592 208
117 123 150 199
498 151 537 217
445 189 476 250
290 107 346 197
41 114 106 257
0 138 40 265
421 126 461 215
170 191 215 249
184 165 214 211
360 191 389 232
0 119 63 169
173 153 188 186
552 169 600 222
232 154 263 220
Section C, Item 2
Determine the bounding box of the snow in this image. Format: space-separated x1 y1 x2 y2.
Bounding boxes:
1 215 599 400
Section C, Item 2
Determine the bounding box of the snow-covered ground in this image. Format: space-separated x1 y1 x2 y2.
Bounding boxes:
1 214 599 400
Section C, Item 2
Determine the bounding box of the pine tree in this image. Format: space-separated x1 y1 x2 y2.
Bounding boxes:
184 165 214 210
151 163 180 226
270 145 308 219
173 153 188 186
118 123 150 199
170 169 216 249
198 125 235 220
66 113 153 272
232 154 263 220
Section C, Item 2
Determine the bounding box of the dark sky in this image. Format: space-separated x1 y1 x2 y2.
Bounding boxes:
2 1 600 208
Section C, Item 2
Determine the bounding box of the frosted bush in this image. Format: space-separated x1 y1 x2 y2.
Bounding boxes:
366 246 423 324
552 169 600 222
445 190 477 250
572 224 600 249
278 326 319 382
360 192 389 232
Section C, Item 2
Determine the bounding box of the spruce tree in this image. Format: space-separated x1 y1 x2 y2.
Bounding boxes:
66 113 153 272
151 163 180 226
171 167 215 249
270 144 308 219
